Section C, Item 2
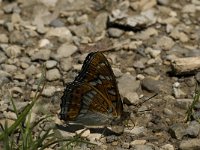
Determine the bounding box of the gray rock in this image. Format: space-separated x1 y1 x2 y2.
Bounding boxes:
169 123 186 140
24 65 37 77
106 135 118 143
5 45 22 58
46 68 61 81
42 86 56 97
57 43 78 58
195 72 200 83
130 126 147 135
118 73 140 96
9 30 26 44
179 139 200 150
0 34 8 43
124 92 140 105
50 18 65 27
182 4 196 13
143 67 158 76
155 36 175 50
45 27 72 42
45 60 57 69
157 0 170 5
122 142 130 149
95 12 108 33
108 28 124 38
3 2 18 13
185 121 200 138
1 64 17 73
31 49 51 61
0 70 11 78
0 52 7 63
161 144 174 150
132 145 154 150
60 57 73 71
141 78 160 93
175 99 193 110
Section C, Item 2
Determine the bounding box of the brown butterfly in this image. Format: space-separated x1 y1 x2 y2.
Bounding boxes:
59 52 123 126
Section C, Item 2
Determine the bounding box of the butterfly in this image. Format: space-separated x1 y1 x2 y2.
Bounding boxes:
59 52 123 126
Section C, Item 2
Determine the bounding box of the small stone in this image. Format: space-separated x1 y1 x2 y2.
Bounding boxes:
130 140 146 146
57 43 78 58
132 145 154 150
155 36 175 50
106 135 118 143
118 73 140 96
87 133 102 143
3 2 18 13
124 92 140 105
46 27 72 42
76 129 90 138
9 30 26 44
169 123 186 140
143 67 158 76
145 47 161 58
38 39 51 48
170 30 189 42
60 57 73 71
157 0 170 5
0 34 8 43
14 74 26 80
108 28 124 38
45 60 57 69
175 99 193 110
24 65 37 77
163 108 173 116
31 49 51 61
130 126 147 135
46 68 61 81
182 4 196 13
5 45 22 58
185 121 200 138
2 64 17 73
3 111 17 120
161 144 174 150
179 139 200 150
50 18 65 27
0 70 11 78
122 142 130 149
141 78 160 93
136 74 145 80
42 86 56 97
0 52 7 63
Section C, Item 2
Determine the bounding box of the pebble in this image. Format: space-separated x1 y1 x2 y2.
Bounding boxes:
1 64 17 73
24 65 37 77
118 73 140 96
45 60 57 69
0 34 8 43
31 49 51 61
175 99 193 110
168 123 186 140
141 77 160 93
38 39 51 48
179 139 200 150
185 121 200 138
45 27 73 42
132 144 154 150
130 126 147 135
57 43 78 58
0 52 7 63
124 92 140 105
46 68 61 81
5 45 22 58
161 144 174 150
42 86 56 97
130 140 146 146
60 57 73 71
75 129 90 138
108 28 124 38
3 111 17 120
155 36 175 50
0 70 11 78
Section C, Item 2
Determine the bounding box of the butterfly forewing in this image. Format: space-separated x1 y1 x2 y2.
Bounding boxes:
60 52 123 125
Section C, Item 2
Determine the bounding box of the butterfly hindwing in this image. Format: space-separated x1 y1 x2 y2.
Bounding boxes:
60 52 123 125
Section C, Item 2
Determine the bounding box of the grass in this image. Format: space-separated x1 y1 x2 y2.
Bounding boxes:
0 66 95 150
186 84 200 123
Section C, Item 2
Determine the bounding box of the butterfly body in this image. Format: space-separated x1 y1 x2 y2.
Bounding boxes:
60 52 123 126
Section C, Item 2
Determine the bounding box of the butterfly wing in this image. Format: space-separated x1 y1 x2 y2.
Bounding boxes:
60 52 123 125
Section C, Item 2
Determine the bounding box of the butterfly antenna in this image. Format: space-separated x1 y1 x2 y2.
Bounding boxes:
136 93 158 107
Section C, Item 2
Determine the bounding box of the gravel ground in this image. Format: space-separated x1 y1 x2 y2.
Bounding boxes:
1 0 200 149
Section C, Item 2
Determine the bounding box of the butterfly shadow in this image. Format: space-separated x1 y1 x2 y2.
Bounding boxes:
56 124 122 136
